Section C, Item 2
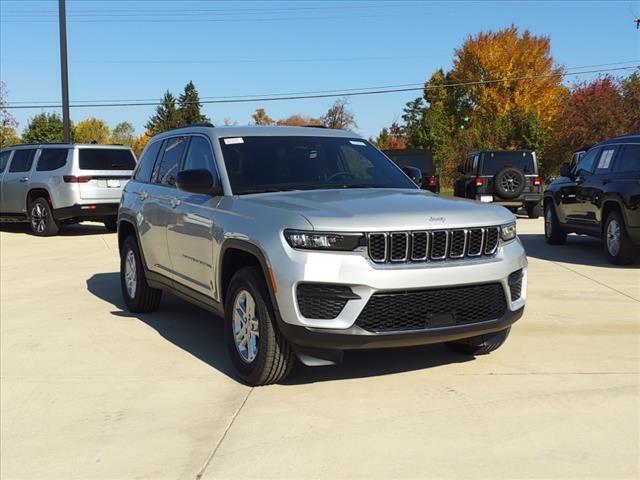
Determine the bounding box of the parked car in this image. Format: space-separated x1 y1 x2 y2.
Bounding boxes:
453 150 543 218
544 134 640 265
383 148 440 192
118 125 527 385
0 143 136 236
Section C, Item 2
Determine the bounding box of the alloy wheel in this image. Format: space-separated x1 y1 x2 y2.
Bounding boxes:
232 289 260 363
545 207 552 238
124 249 137 299
501 172 520 192
606 219 621 257
31 203 48 234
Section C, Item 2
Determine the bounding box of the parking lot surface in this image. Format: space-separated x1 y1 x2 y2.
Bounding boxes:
1 218 638 480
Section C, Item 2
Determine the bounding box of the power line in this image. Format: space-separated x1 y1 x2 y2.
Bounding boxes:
4 65 638 110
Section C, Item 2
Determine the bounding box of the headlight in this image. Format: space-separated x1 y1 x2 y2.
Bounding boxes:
283 229 363 251
500 222 517 242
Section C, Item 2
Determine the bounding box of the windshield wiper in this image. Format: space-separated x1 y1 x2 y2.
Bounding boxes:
237 187 299 195
338 184 388 189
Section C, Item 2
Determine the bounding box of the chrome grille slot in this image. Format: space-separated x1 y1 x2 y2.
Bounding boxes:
449 229 467 258
410 232 428 261
467 228 484 256
368 233 387 263
430 230 448 260
485 227 499 254
389 232 409 262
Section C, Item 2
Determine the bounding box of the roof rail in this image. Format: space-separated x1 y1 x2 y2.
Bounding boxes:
3 142 71 148
160 122 215 134
303 124 327 128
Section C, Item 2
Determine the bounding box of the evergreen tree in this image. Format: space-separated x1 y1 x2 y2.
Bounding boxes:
145 91 181 135
178 81 210 125
22 113 68 143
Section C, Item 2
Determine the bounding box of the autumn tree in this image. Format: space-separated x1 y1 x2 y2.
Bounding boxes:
75 117 110 143
252 108 274 125
111 121 136 147
22 113 68 143
276 114 323 126
178 81 210 125
373 122 406 149
322 97 357 130
146 91 181 135
0 81 19 148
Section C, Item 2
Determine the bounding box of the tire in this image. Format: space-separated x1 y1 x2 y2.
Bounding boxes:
604 210 638 265
525 202 542 219
103 217 118 233
494 167 525 199
120 235 162 313
445 327 511 355
29 197 60 237
507 206 519 214
225 267 295 386
544 202 567 245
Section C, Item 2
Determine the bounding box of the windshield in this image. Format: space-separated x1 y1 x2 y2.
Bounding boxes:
219 136 417 194
480 151 536 175
79 149 136 171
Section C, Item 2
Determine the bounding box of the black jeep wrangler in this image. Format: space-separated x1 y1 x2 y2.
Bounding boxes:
544 135 640 265
454 150 542 218
383 148 440 193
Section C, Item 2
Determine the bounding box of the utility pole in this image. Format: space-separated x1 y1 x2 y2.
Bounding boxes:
58 0 71 142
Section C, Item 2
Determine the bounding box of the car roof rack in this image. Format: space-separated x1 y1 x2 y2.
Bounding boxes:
161 122 215 133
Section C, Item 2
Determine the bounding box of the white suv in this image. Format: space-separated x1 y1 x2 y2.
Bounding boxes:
118 125 527 385
0 143 136 235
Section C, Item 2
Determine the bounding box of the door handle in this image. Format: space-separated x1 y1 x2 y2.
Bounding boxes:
170 197 181 208
19 177 29 182
139 191 149 201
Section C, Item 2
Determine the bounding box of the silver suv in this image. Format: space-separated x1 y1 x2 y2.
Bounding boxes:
0 143 136 235
118 125 527 385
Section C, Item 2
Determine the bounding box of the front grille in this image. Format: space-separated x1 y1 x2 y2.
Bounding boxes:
355 283 508 333
296 284 359 319
367 226 501 263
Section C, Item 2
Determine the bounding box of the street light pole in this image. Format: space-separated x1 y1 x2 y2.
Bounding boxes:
58 0 71 142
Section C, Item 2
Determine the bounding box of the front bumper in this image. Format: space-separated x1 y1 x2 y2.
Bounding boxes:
53 203 119 221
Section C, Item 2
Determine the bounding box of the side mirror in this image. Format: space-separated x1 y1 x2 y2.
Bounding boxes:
457 165 465 174
401 166 423 186
559 163 572 178
176 169 221 196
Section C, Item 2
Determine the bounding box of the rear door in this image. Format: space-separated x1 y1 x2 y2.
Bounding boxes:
140 136 188 277
1 148 38 214
76 148 136 203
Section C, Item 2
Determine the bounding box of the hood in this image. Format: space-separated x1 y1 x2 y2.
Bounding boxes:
239 188 513 231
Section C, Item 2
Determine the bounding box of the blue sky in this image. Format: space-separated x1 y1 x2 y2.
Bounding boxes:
1 0 639 139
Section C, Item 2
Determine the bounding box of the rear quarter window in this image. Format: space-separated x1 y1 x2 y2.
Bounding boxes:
78 149 136 171
37 149 69 171
134 140 163 183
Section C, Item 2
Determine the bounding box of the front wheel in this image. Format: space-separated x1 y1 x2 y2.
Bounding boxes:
29 197 60 236
445 327 511 355
120 236 162 312
544 202 566 245
225 267 295 386
604 211 637 265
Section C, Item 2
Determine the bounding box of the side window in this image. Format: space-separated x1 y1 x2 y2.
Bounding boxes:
574 147 600 175
0 151 11 173
183 136 216 172
36 149 69 172
472 155 479 174
134 140 163 182
8 149 36 173
594 147 616 174
153 137 187 187
615 144 640 174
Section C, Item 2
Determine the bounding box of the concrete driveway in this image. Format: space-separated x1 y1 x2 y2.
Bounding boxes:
1 218 638 479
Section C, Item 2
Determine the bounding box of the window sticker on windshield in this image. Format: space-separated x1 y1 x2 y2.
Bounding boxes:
224 137 244 145
349 140 366 146
597 149 614 170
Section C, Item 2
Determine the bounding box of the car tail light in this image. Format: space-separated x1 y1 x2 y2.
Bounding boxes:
63 175 92 183
427 176 437 187
80 205 97 210
475 177 484 187
533 176 542 186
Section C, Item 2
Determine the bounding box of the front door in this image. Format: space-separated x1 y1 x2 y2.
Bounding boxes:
1 149 38 215
167 135 222 298
561 147 600 226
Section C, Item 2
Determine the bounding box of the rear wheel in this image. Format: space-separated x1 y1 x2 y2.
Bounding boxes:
445 327 511 355
526 202 542 219
507 206 519 214
103 217 118 233
29 197 59 237
225 267 295 386
120 236 162 312
604 210 637 265
544 202 566 245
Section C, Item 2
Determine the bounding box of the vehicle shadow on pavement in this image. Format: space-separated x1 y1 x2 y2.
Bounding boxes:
87 272 475 385
0 222 112 237
519 233 638 268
